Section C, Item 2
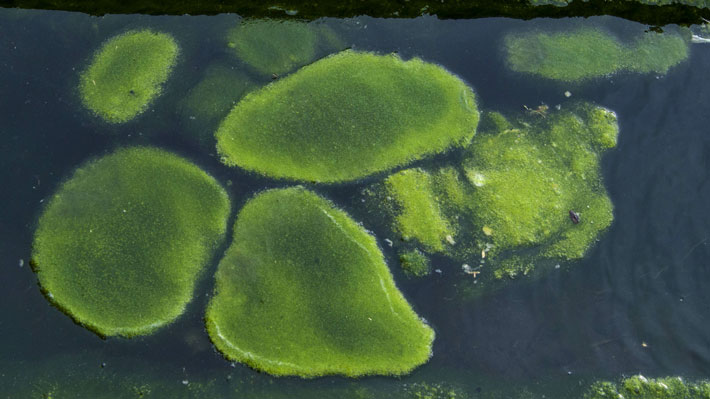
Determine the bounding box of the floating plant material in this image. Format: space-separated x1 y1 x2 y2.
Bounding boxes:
504 27 689 82
205 187 434 377
399 249 432 277
585 375 710 399
226 19 345 77
31 147 230 337
79 30 179 123
177 63 256 147
216 50 479 183
367 102 616 288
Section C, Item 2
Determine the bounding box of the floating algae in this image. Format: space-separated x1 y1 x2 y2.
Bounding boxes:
216 50 479 183
226 19 345 77
504 27 689 82
367 103 617 292
79 30 179 123
177 63 256 147
31 147 230 337
585 375 710 399
205 187 434 377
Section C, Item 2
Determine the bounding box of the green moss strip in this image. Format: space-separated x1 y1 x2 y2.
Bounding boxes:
504 28 688 82
216 50 479 183
79 30 179 123
31 147 230 337
585 375 710 399
206 187 434 377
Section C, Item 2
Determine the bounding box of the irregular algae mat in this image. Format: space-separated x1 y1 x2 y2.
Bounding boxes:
206 187 434 377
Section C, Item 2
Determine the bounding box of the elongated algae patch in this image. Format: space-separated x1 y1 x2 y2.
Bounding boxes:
31 147 230 337
504 28 688 82
205 187 434 377
226 19 344 77
585 375 710 399
79 30 179 123
216 50 479 183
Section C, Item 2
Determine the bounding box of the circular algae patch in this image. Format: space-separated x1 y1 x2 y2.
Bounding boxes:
216 50 479 183
206 187 434 377
79 30 179 123
32 147 230 337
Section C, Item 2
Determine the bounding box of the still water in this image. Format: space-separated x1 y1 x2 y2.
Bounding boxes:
1 7 709 398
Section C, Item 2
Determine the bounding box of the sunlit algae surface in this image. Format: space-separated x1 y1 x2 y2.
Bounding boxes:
215 50 479 183
365 102 617 294
504 27 689 82
31 147 230 337
205 187 434 377
79 30 179 123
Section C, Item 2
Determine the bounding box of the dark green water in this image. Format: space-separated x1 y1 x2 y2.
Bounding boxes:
1 8 709 399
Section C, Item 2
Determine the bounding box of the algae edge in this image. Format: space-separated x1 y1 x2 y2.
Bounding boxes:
205 187 434 378
31 146 230 338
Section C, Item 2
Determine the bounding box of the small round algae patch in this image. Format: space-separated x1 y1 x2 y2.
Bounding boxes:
31 147 230 337
205 187 434 377
79 30 179 123
216 50 479 183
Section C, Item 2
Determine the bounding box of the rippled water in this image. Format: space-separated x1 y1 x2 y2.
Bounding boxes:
1 8 709 398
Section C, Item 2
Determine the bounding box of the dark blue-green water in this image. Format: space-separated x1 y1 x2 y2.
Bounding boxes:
1 8 710 398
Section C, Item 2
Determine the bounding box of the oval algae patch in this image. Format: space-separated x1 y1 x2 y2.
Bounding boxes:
216 50 479 183
205 187 434 377
31 147 230 337
79 30 179 123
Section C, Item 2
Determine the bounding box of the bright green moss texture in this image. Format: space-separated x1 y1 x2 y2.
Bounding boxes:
227 19 344 76
377 102 616 283
31 147 230 337
504 28 689 82
79 30 179 123
585 375 710 399
205 187 434 377
216 50 479 183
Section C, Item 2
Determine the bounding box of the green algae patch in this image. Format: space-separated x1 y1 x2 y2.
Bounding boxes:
205 187 434 377
386 169 453 252
399 249 432 277
227 19 344 77
79 30 179 123
585 375 710 399
177 64 256 147
31 147 230 337
367 103 616 294
504 28 689 82
216 50 479 183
